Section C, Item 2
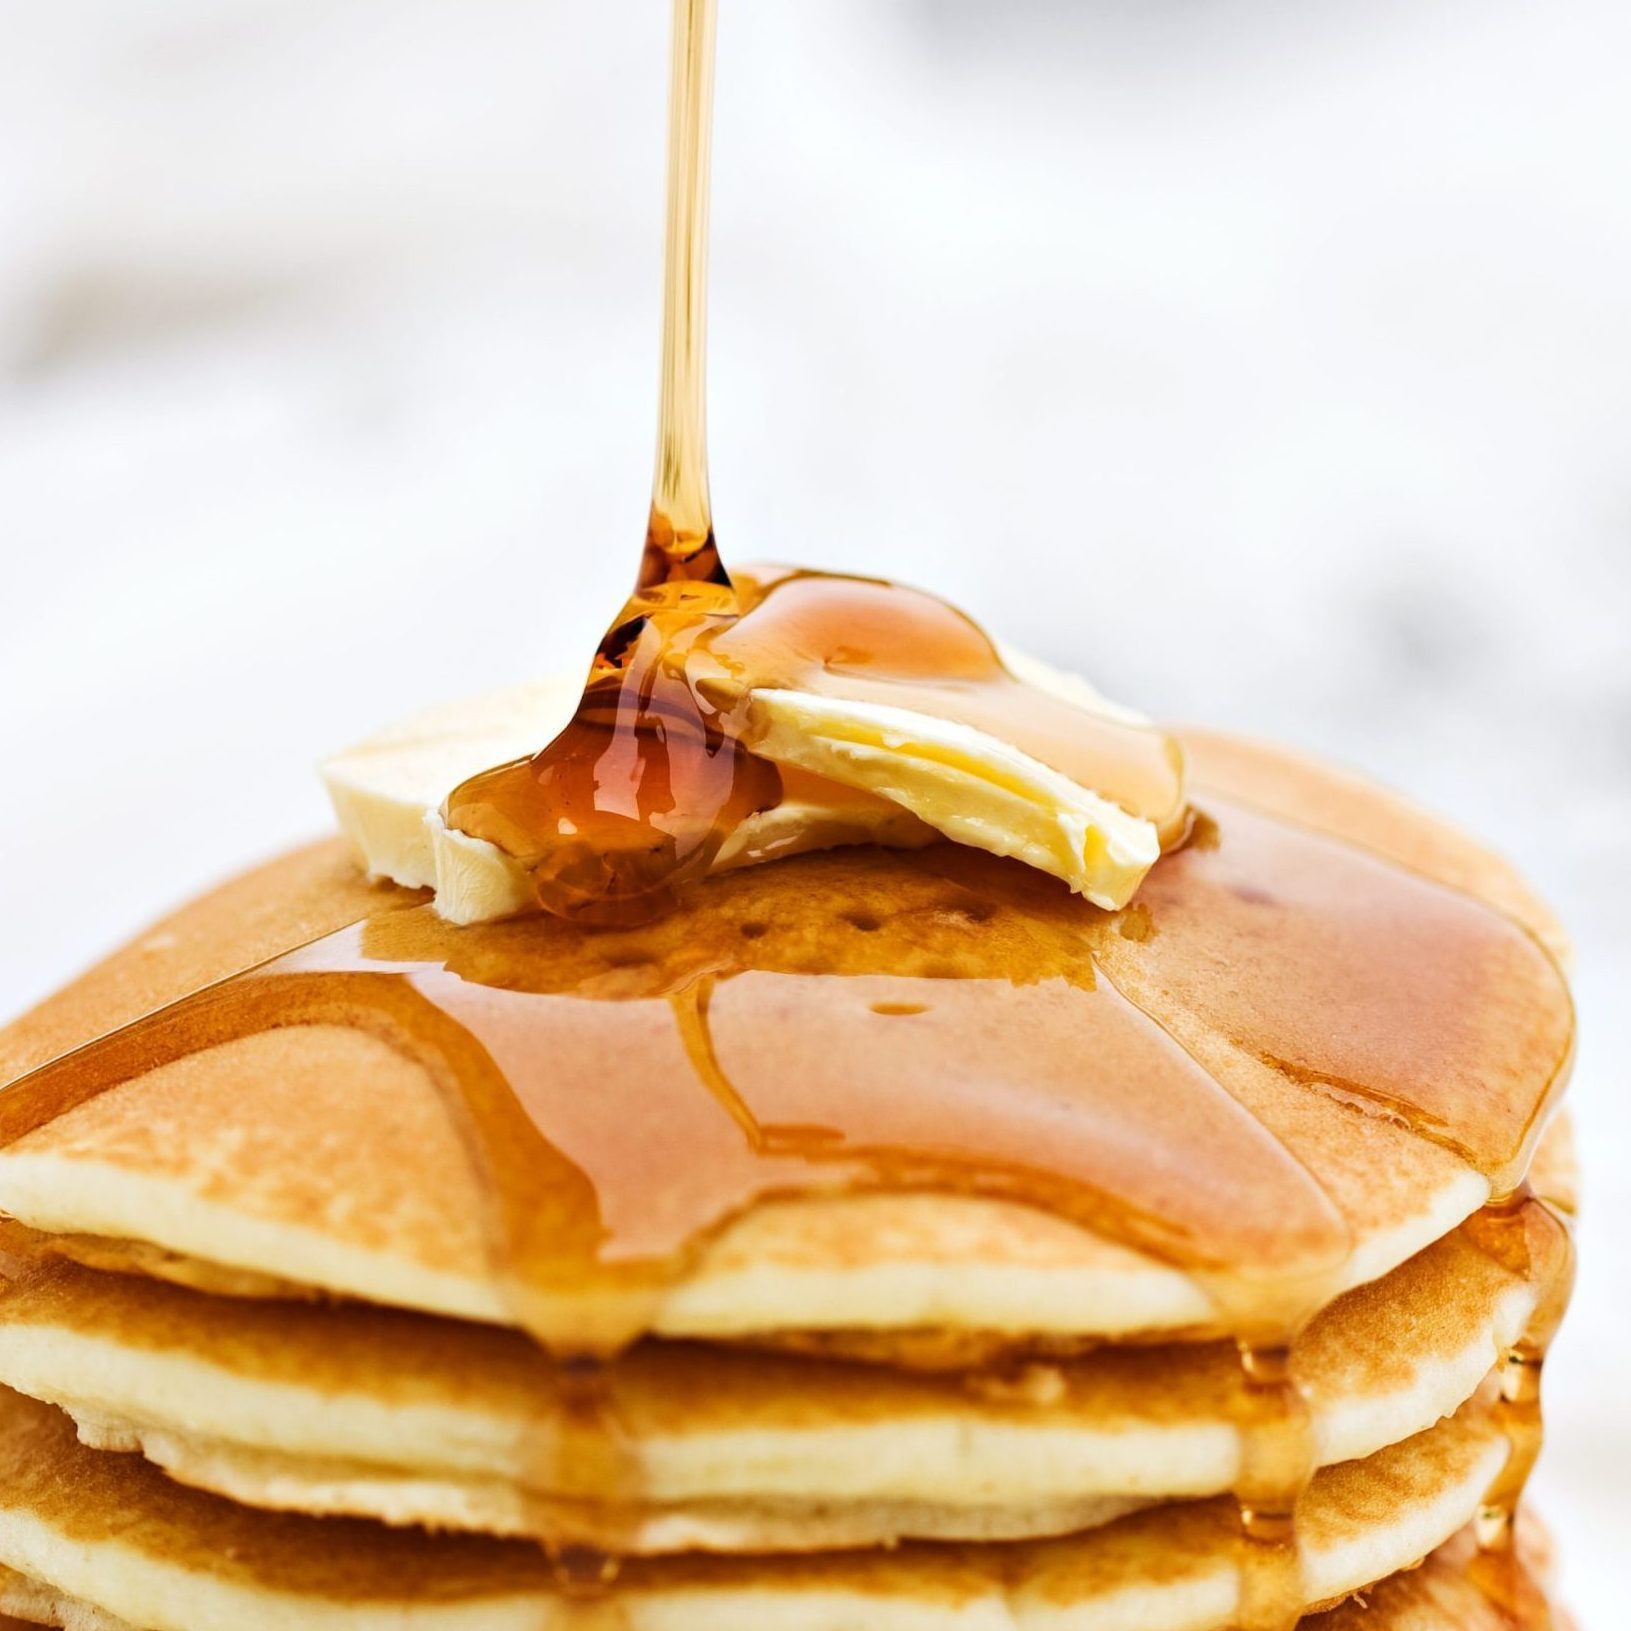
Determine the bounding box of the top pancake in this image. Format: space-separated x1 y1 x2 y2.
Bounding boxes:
0 732 1572 1349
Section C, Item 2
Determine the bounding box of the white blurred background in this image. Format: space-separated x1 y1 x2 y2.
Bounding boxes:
0 0 1626 1615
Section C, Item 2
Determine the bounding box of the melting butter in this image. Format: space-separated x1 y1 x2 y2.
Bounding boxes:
326 570 1185 924
743 687 1160 910
324 677 939 925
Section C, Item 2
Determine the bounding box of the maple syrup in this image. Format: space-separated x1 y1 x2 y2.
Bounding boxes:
1461 1185 1575 1630
1231 1339 1317 1629
445 0 765 926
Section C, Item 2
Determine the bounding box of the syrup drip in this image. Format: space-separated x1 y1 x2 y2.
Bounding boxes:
1217 1188 1574 1631
445 0 772 928
1464 1187 1576 1630
1231 1339 1317 1631
535 1358 636 1598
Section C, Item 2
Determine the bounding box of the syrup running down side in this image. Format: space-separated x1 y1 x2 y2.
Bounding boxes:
0 745 1576 1620
1465 1186 1577 1629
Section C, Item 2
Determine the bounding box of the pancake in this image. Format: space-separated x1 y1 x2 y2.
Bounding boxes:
0 728 1575 1631
1310 1521 1570 1631
0 1541 1568 1631
0 1383 1510 1630
0 1200 1559 1549
0 734 1573 1354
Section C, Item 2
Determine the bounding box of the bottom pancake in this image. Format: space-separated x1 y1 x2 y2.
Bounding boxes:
0 1562 1571 1631
0 1383 1512 1630
0 1533 1567 1631
1312 1522 1571 1631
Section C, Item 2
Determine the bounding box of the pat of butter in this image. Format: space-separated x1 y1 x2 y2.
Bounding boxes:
322 678 934 925
744 689 1158 912
321 655 1163 924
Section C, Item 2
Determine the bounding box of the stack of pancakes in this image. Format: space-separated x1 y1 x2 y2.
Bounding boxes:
0 733 1575 1629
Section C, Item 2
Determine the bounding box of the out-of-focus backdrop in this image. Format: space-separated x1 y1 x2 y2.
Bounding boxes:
1 0 1626 1612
